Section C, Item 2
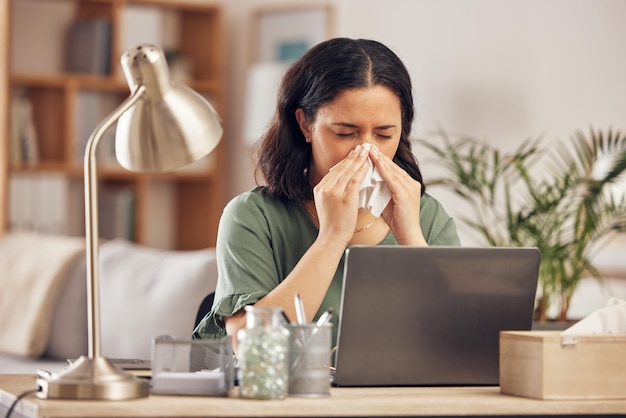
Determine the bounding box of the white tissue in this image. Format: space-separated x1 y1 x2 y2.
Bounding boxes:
561 297 626 335
358 144 391 217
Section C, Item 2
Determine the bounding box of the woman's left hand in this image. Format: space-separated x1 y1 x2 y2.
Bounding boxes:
369 145 427 246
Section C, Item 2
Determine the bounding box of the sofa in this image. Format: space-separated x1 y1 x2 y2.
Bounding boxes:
0 232 218 375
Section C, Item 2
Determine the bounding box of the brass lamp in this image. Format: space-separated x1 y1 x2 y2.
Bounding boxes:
36 44 223 400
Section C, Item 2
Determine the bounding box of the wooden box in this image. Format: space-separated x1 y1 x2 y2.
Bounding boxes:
500 330 626 400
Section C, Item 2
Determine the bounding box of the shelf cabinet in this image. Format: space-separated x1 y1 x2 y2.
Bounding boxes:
2 0 226 250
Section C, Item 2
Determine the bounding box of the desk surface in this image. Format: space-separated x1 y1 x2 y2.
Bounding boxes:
1 374 625 418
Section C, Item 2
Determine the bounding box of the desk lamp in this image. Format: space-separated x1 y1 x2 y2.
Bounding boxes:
36 44 223 400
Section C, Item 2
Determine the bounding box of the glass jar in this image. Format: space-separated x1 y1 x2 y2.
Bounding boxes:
237 306 290 399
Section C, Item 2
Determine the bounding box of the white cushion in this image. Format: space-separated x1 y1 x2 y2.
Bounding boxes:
0 232 85 358
99 239 218 360
44 255 88 360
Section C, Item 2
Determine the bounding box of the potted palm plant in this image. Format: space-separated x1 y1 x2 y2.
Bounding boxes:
419 127 626 321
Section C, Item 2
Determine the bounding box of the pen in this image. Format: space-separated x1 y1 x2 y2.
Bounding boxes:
294 293 307 324
316 308 333 327
280 309 291 324
304 308 333 344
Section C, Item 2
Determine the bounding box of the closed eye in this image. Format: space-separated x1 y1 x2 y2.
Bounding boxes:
375 125 396 140
334 132 357 137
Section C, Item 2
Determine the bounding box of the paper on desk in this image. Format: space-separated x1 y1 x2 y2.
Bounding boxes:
358 144 391 217
561 297 626 335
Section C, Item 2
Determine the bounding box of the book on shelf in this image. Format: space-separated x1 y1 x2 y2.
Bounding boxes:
65 18 112 75
8 173 81 235
98 186 136 241
9 93 39 165
9 95 22 165
74 90 120 165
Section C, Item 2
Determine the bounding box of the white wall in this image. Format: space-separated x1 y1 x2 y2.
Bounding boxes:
337 0 626 140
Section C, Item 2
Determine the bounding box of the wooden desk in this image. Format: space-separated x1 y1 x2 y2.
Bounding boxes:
1 374 625 417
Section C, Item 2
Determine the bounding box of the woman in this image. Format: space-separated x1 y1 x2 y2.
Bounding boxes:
194 38 460 351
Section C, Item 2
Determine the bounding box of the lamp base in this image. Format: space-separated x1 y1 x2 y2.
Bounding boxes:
37 355 150 400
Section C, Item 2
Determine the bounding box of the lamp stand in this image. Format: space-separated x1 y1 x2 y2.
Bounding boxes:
37 87 150 400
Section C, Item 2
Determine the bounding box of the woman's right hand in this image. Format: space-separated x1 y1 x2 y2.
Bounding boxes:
312 144 371 248
225 146 371 339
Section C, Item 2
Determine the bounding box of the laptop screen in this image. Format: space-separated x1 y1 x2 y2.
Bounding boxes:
333 246 540 387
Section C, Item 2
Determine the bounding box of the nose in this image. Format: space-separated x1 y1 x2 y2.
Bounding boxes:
357 143 376 155
359 138 376 148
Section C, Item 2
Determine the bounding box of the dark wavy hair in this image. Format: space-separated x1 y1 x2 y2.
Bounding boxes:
255 38 425 202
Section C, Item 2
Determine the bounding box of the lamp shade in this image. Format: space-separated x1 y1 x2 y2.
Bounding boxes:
115 44 223 172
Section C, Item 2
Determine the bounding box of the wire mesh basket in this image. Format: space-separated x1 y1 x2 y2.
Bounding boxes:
151 335 234 396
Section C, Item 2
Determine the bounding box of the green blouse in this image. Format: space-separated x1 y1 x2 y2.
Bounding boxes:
194 186 460 346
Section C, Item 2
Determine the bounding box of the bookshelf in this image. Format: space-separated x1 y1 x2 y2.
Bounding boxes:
2 0 226 250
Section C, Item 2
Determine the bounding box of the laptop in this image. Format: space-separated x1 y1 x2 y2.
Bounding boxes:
333 245 540 387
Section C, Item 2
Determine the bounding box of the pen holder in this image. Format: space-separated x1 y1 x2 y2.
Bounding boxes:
151 335 234 396
288 323 332 397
